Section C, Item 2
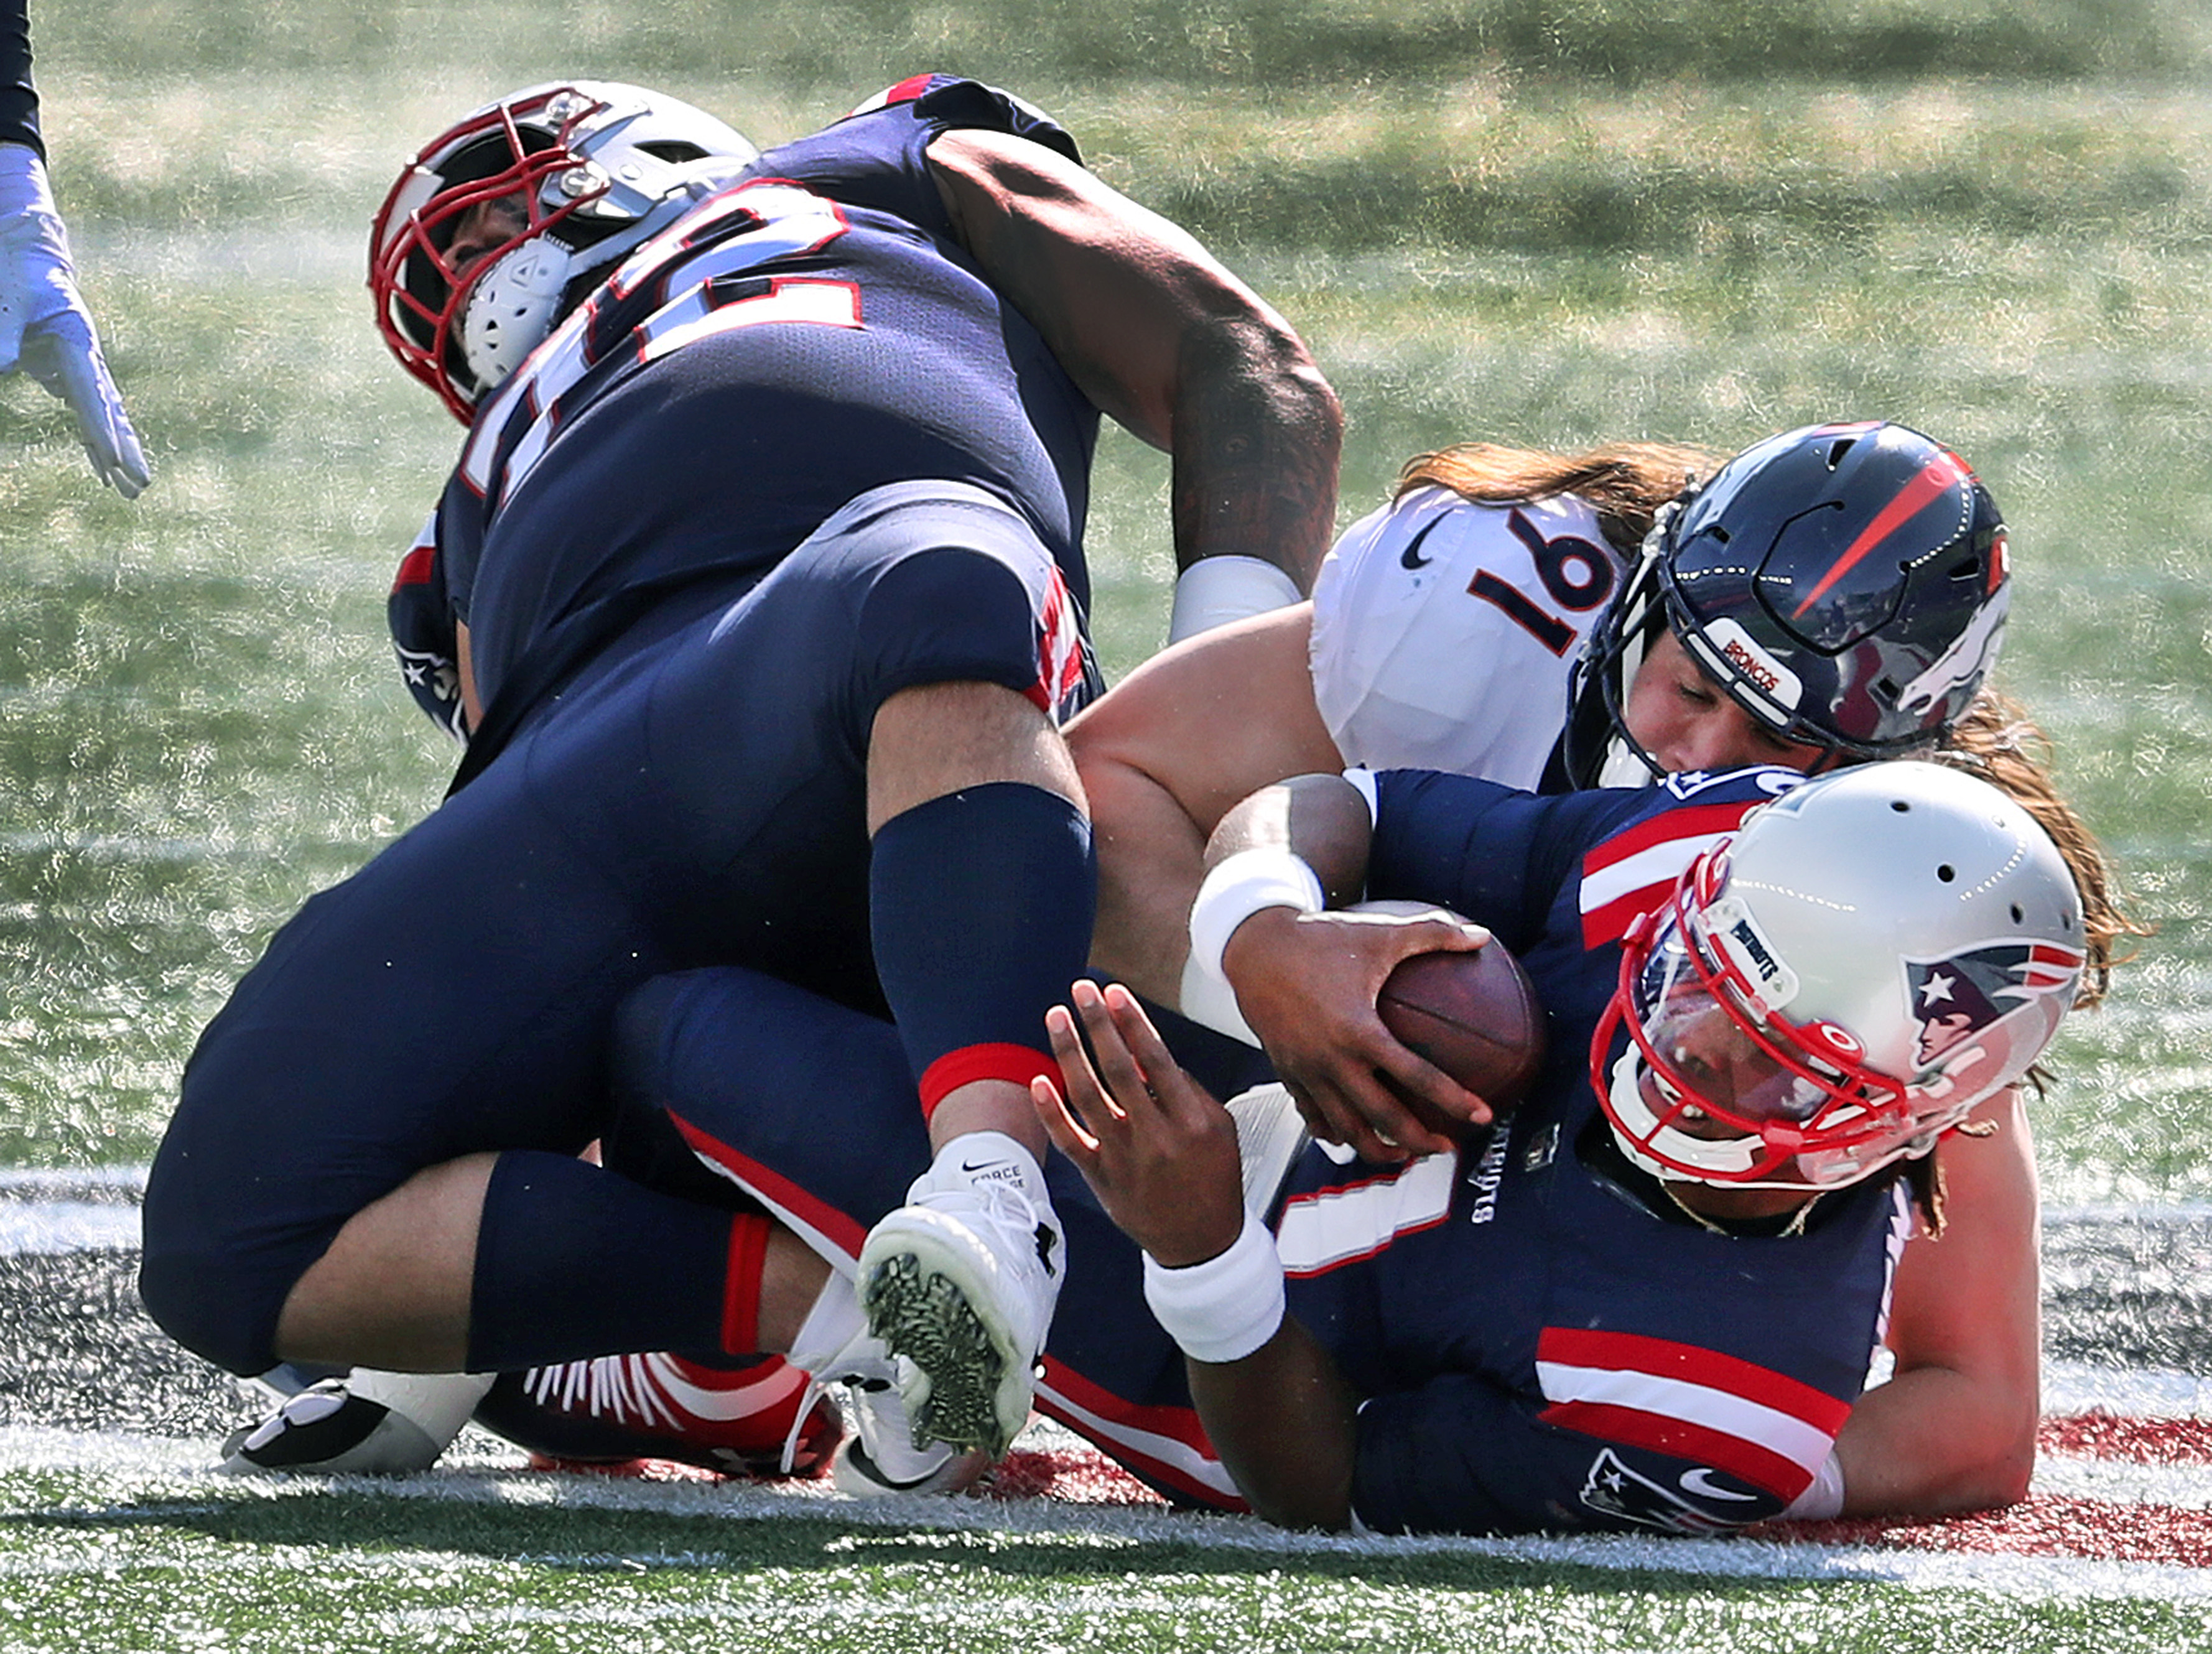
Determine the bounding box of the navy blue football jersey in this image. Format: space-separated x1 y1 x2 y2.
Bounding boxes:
391 76 1100 728
1267 766 1909 1535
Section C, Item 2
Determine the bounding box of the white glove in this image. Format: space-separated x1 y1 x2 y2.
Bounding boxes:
0 141 149 498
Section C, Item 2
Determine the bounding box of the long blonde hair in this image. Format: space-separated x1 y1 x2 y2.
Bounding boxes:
1396 440 1721 554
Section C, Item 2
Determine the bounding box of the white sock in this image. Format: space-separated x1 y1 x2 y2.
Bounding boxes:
928 1130 1050 1210
784 1273 867 1377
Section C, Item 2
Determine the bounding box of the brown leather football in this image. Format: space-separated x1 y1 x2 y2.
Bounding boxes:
1375 942 1547 1137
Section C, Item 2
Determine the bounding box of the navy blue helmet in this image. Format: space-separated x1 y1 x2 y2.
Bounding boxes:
1561 421 2010 788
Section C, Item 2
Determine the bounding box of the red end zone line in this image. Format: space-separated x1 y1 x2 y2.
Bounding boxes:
954 1413 2212 1563
2041 1411 2212 1465
1777 1495 2212 1570
490 1410 2212 1559
947 1444 2212 1569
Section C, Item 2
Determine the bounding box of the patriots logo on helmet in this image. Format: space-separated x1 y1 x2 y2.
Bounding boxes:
1578 1448 1762 1536
1905 940 2085 1066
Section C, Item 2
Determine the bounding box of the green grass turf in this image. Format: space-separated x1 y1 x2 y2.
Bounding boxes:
7 54 2208 1193
0 9 2208 1637
0 1459 2205 1653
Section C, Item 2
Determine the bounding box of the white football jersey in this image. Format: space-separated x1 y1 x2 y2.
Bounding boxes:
1309 486 1626 788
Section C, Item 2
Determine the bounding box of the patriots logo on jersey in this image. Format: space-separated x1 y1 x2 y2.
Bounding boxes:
1578 1447 1766 1535
1905 939 2085 1066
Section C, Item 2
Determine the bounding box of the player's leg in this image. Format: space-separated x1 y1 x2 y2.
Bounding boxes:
598 478 1098 1461
144 641 845 1467
592 965 997 1492
857 679 1090 1456
741 481 1095 1458
600 965 1225 1501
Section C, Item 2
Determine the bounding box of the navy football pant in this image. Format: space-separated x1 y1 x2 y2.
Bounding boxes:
142 483 1088 1377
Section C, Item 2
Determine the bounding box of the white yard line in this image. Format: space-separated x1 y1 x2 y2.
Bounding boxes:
4 1423 2212 1605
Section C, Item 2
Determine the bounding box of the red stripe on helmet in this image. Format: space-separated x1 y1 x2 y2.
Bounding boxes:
1791 451 1969 620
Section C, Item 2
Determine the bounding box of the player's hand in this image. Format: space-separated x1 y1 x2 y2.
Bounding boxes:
0 144 151 498
1033 978 1244 1268
1222 904 1489 1163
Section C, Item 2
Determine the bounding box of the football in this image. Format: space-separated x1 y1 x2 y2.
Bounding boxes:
1375 940 1547 1138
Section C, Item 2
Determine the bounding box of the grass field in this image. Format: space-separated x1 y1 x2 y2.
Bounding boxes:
0 1 2209 1646
4 1423 2210 1654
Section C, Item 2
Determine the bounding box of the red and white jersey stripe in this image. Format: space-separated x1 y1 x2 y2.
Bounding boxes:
1578 794 1774 949
1535 1326 1852 1500
1275 1152 1459 1278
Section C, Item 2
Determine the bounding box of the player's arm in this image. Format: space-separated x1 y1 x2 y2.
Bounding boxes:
1199 773 1489 1159
1033 978 1359 1529
1830 1087 2041 1514
1065 604 1343 1010
0 0 149 498
926 127 1341 596
389 513 473 741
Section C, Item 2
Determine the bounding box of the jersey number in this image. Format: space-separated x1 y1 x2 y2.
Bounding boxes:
466 181 863 499
1469 508 1617 656
623 182 864 362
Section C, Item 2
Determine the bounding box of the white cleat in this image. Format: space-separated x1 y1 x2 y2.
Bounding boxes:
856 1135 1062 1459
785 1263 989 1495
829 1368 992 1497
219 1369 492 1475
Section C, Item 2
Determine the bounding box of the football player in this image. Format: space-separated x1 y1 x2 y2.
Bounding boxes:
1066 419 2129 1518
587 756 2089 1532
1038 758 2086 1530
0 0 148 495
141 75 1341 1483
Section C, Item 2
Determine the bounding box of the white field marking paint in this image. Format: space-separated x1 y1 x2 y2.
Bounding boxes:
0 1201 139 1253
0 1166 148 1192
2033 1453 2212 1510
0 1164 147 1253
6 1424 2212 1606
2045 1360 2212 1419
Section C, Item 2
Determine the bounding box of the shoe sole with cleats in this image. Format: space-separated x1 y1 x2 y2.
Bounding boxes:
857 1225 1033 1459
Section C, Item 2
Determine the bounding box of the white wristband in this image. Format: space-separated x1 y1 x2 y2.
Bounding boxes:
1187 845 1324 985
1141 1210 1286 1364
1177 950 1261 1046
1168 555 1304 643
1778 1446 1846 1520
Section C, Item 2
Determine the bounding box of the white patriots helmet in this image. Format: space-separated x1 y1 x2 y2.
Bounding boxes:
1592 761 2086 1189
369 81 758 421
